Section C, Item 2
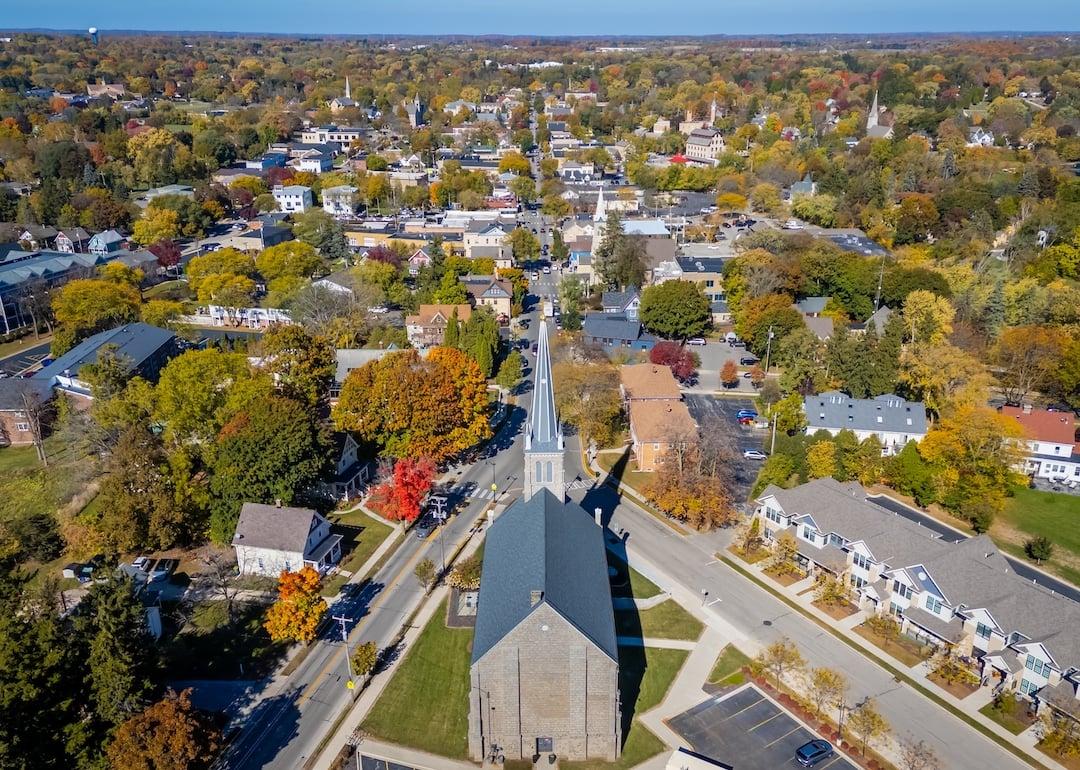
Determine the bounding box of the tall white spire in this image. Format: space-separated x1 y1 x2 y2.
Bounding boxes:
593 183 607 223
523 321 564 501
344 76 351 100
867 91 880 131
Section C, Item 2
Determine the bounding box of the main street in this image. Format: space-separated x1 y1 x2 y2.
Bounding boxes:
563 438 1030 770
220 314 543 770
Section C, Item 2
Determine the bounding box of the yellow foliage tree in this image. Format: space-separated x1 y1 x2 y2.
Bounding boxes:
264 567 327 643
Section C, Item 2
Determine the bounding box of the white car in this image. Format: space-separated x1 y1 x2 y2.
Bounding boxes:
743 450 768 461
783 219 804 230
687 338 707 346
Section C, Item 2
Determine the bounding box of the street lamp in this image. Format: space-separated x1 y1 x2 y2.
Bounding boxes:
763 325 775 374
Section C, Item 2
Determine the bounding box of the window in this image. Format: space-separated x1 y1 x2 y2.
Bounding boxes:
851 575 867 589
1020 678 1039 696
893 580 912 600
14 422 29 432
545 462 553 483
765 508 782 525
888 601 902 616
535 461 542 481
829 533 844 547
801 525 815 543
975 623 992 640
853 552 872 570
1025 655 1052 678
926 596 944 615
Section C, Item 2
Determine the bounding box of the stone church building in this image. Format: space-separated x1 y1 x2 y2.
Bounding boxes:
468 322 621 763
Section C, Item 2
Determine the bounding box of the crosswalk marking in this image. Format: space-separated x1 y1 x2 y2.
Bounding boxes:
446 478 591 500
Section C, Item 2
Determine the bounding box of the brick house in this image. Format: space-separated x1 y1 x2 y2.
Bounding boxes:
619 363 697 471
405 304 472 349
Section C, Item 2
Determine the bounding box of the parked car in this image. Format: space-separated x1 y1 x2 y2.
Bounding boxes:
415 523 431 539
148 558 179 582
795 739 834 767
736 409 758 419
531 343 539 356
739 416 755 425
739 356 759 366
783 219 804 230
731 340 747 348
687 337 707 346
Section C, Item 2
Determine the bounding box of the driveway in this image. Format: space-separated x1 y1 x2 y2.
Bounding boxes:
670 685 857 770
685 394 765 505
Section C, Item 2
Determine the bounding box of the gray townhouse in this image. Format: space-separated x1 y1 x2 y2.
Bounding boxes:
803 391 928 456
753 477 1080 724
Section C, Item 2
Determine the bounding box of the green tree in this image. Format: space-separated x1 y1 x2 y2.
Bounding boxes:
79 573 155 725
640 281 711 341
155 348 254 449
259 325 336 407
414 558 436 590
506 227 540 264
496 349 523 390
443 307 461 348
350 642 379 679
433 271 468 304
461 306 500 377
209 396 327 543
774 393 807 434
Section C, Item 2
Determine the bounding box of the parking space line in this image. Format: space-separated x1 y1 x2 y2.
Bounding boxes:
762 725 802 748
715 695 765 720
821 756 849 768
707 597 722 606
745 711 783 732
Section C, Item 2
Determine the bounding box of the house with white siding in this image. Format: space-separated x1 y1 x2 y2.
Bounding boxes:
803 392 927 455
231 502 342 578
1000 405 1079 484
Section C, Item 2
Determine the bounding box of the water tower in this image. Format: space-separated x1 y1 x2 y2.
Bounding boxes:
88 27 99 44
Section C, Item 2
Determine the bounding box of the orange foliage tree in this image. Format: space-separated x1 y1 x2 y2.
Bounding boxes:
368 457 436 522
106 688 221 770
334 348 491 463
263 566 327 643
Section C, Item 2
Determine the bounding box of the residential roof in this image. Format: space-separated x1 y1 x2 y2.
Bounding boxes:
904 606 967 644
334 348 396 384
231 502 322 553
461 275 512 301
628 398 697 442
802 315 834 340
0 378 53 411
804 391 928 437
601 288 639 310
1000 406 1076 446
583 312 652 344
620 363 682 401
795 296 829 315
623 219 670 237
34 323 175 382
675 256 728 274
406 304 472 326
471 488 617 664
91 229 124 246
527 321 562 454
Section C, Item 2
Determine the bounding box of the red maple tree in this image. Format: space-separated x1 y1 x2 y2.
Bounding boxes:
368 457 436 522
148 239 181 270
649 341 699 383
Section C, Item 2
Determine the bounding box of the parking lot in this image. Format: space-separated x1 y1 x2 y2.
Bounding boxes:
670 685 857 770
685 394 765 504
694 341 761 393
359 756 418 770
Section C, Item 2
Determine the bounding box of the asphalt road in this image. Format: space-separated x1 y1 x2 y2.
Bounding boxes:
220 309 545 770
565 437 1030 770
0 341 51 376
868 493 1080 604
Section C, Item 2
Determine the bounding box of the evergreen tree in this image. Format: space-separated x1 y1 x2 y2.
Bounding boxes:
462 307 498 377
593 211 624 289
82 161 98 189
941 149 957 180
866 313 904 396
80 573 155 726
443 307 461 348
1018 165 1040 199
983 279 1005 337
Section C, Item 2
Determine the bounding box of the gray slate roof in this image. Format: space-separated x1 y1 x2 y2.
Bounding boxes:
471 488 618 664
601 288 639 311
35 323 176 382
334 348 395 384
527 321 562 453
804 391 928 436
583 312 653 344
232 502 321 552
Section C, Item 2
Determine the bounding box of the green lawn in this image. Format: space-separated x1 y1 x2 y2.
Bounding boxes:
362 599 473 759
321 513 395 596
562 646 689 770
707 644 752 687
607 552 661 600
979 699 1036 735
615 599 704 641
142 280 192 301
996 486 1080 585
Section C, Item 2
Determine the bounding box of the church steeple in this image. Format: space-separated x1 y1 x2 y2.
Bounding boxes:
593 183 607 223
523 321 564 500
867 90 880 131
344 75 351 100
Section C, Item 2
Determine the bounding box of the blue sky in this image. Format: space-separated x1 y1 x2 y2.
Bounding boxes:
4 0 1079 35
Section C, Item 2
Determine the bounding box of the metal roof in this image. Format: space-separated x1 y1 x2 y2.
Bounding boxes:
804 391 928 437
526 321 562 454
471 488 618 664
35 323 175 382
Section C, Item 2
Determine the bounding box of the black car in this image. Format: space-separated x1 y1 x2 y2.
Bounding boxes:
795 739 834 767
739 356 759 366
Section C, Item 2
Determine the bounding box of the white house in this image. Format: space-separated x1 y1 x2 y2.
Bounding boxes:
322 185 358 219
968 127 996 147
1000 405 1080 484
684 128 725 166
272 185 313 213
232 502 343 578
803 392 927 455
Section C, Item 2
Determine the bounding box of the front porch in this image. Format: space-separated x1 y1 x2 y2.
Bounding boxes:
304 534 343 574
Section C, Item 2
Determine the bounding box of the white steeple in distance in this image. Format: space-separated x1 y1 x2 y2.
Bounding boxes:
867 90 880 131
344 76 351 100
523 320 565 501
593 183 607 223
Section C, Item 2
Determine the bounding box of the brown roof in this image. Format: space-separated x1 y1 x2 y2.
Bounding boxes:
1001 406 1076 446
628 399 697 442
620 363 682 401
406 304 472 326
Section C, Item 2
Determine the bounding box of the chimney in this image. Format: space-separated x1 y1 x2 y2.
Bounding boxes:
530 590 543 606
594 507 603 527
